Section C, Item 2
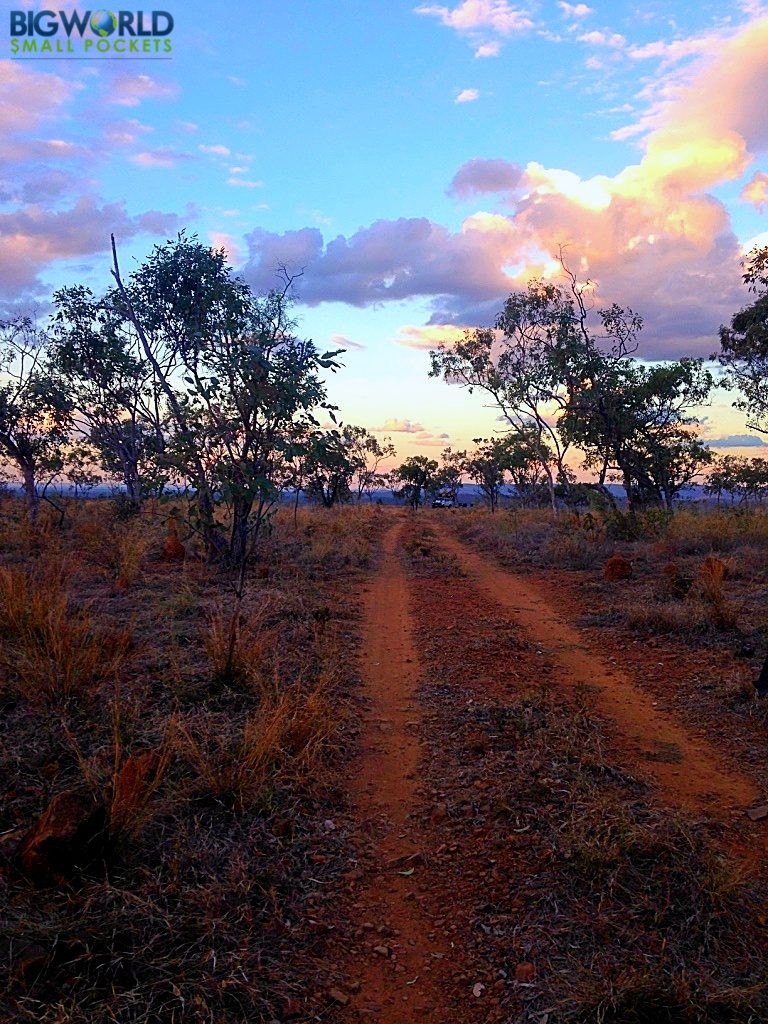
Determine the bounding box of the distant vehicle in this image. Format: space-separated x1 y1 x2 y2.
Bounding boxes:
431 496 455 508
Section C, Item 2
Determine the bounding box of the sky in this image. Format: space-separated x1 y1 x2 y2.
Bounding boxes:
2 0 768 464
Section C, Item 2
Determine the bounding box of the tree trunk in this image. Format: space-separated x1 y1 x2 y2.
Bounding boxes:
21 461 39 523
229 496 254 567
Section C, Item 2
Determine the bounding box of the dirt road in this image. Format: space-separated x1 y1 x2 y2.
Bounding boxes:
329 515 768 1023
343 520 452 1021
433 523 760 818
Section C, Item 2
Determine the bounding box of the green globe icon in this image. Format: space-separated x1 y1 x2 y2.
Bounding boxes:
90 10 117 36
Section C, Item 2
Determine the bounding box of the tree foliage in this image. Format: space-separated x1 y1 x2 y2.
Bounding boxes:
718 245 768 433
0 318 72 521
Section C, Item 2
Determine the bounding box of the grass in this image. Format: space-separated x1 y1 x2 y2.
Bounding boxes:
0 497 381 1022
404 514 768 1022
0 562 134 705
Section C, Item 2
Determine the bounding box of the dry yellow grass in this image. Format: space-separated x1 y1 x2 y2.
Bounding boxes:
0 562 133 704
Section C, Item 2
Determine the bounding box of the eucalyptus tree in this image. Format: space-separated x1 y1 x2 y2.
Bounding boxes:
391 455 440 509
108 232 342 564
51 284 167 508
560 357 714 508
718 245 768 433
0 317 72 521
430 274 641 512
302 427 356 508
349 428 396 501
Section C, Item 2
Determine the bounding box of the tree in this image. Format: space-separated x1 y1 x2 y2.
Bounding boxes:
0 318 73 521
108 233 342 565
303 427 356 508
51 284 167 508
705 455 768 505
463 437 509 512
560 357 714 508
718 245 768 433
503 428 557 506
437 446 465 502
430 272 641 512
391 455 440 509
350 429 396 501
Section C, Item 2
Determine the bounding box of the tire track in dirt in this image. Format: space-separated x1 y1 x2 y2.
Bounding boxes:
434 522 762 819
340 520 452 1022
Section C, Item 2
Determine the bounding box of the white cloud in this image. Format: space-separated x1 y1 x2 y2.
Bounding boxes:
199 143 231 156
226 177 264 188
416 0 533 34
558 2 592 18
578 29 625 47
109 73 177 107
455 87 480 103
475 40 501 56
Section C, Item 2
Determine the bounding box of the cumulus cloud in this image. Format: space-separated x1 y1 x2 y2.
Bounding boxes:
578 29 625 47
416 0 533 55
415 0 533 34
627 35 713 64
0 61 74 135
104 118 153 147
0 62 180 305
0 198 178 299
455 88 480 103
448 157 523 197
243 215 530 314
243 17 768 360
374 419 425 433
741 170 768 211
558 2 592 18
209 231 241 265
199 143 231 156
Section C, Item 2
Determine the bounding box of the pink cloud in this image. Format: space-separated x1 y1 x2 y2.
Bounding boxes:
240 17 768 362
558 2 592 18
109 73 177 107
209 231 242 265
0 198 178 298
578 29 625 48
741 170 768 211
416 0 533 35
130 150 181 168
455 88 480 103
329 332 366 351
0 61 74 134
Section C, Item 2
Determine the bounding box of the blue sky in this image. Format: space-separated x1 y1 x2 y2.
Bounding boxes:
2 0 768 457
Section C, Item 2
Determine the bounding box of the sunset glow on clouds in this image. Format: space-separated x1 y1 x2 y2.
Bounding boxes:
1 1 767 456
